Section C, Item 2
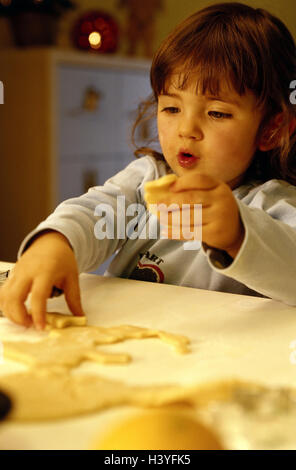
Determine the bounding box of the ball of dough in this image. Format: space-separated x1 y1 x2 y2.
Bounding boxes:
91 407 224 450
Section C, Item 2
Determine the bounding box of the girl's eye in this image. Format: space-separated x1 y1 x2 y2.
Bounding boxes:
208 111 232 119
161 107 179 114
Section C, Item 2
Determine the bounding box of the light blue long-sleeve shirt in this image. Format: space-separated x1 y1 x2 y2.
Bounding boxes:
19 156 296 306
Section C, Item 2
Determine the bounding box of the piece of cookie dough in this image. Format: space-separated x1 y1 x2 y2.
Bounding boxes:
44 311 87 330
3 324 190 370
144 174 178 214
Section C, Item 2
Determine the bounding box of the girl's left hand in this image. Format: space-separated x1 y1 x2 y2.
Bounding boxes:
157 173 245 258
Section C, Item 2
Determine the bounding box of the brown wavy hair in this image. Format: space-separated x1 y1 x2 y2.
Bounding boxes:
132 2 296 184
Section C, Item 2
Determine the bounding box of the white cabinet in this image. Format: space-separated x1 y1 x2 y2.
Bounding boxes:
57 63 151 203
57 59 151 203
0 48 151 266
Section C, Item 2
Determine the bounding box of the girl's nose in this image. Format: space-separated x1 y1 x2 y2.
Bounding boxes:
178 117 203 140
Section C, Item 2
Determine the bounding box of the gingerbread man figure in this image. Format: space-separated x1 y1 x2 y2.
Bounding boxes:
118 0 164 57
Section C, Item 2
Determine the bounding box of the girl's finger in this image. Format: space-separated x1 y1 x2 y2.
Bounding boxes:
63 275 85 317
4 303 33 328
158 192 213 208
30 279 53 330
170 173 219 192
160 224 204 241
162 207 202 228
0 279 33 327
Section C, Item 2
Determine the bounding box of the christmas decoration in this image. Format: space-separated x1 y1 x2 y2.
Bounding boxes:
72 10 119 53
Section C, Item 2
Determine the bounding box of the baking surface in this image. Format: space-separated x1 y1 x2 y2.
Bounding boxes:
1 273 296 449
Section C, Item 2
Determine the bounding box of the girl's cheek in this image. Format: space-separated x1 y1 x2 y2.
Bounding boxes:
158 129 168 149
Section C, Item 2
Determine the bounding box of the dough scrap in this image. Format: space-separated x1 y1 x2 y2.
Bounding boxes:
3 324 190 370
144 174 178 214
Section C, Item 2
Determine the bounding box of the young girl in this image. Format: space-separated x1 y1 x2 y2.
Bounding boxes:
1 2 296 330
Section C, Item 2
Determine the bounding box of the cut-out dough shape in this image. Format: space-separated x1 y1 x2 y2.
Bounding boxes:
144 174 178 215
27 311 87 330
3 324 190 370
44 312 87 330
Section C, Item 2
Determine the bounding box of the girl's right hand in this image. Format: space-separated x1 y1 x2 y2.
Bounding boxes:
0 231 85 330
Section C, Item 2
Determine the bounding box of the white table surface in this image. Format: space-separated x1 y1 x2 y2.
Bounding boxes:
1 273 296 450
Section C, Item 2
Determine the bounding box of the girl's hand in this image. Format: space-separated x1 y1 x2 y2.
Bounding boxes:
157 173 245 258
0 231 85 330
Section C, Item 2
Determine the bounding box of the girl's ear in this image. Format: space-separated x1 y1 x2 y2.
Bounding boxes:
258 113 296 151
258 113 284 151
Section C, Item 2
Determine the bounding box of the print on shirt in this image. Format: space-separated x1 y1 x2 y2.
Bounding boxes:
129 251 165 283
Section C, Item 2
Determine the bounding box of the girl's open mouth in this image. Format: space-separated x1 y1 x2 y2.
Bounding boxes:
177 151 199 168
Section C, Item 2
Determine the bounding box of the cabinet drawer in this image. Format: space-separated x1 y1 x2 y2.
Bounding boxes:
58 152 135 202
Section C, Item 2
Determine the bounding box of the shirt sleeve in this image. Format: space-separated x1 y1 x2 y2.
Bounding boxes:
202 179 296 305
18 156 168 273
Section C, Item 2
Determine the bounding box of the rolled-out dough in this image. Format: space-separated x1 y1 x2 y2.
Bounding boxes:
0 368 263 422
0 313 193 421
0 369 188 421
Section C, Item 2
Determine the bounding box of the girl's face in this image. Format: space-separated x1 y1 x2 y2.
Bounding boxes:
157 75 264 189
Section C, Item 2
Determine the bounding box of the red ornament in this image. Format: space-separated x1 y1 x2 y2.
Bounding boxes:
72 10 119 53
